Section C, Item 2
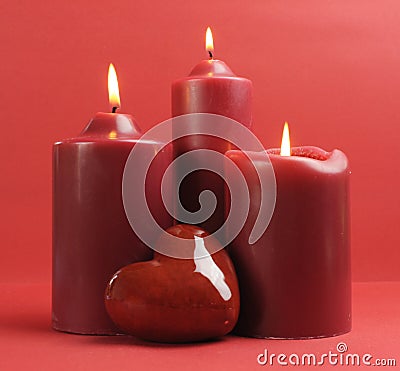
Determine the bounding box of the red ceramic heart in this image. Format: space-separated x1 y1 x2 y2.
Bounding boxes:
104 224 240 343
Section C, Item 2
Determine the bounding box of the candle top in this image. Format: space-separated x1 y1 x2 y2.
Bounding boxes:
267 146 349 173
268 146 330 161
227 147 349 174
76 112 142 141
189 59 236 77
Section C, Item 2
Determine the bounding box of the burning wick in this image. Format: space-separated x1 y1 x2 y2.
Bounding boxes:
108 63 121 113
206 27 214 60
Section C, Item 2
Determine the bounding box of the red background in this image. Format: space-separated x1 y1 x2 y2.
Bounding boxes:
2 0 399 284
1 0 399 369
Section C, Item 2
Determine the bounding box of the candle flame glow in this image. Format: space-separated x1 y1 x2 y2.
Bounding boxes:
108 130 117 139
206 27 214 58
280 122 291 156
108 63 120 111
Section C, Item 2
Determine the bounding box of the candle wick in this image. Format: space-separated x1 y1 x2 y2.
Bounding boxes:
208 50 213 60
112 107 118 113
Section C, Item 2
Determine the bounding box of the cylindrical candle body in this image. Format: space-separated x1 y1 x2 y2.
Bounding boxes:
53 113 171 335
225 147 351 338
172 60 252 234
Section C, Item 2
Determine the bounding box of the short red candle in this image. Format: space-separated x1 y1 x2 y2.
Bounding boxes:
225 145 351 338
52 65 171 334
172 28 252 234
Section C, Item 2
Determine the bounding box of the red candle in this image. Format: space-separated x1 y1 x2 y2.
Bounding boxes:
225 123 351 338
172 27 252 234
52 64 171 334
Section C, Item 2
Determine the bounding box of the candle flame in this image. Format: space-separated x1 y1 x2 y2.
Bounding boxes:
206 27 214 58
108 63 120 111
280 122 291 156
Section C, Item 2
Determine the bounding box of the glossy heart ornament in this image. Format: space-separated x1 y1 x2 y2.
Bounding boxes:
104 224 240 343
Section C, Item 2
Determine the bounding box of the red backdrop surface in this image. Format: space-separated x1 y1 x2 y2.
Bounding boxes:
1 1 400 370
1 1 399 282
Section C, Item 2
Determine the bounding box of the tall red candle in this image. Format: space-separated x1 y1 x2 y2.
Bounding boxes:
225 124 351 338
172 28 252 234
52 64 171 334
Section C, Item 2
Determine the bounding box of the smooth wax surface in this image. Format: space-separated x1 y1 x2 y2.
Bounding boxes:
52 112 172 335
173 59 253 120
105 224 240 343
172 59 253 234
225 147 351 339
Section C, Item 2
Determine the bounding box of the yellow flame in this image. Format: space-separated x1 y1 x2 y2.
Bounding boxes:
206 27 214 57
108 63 120 110
280 122 291 156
